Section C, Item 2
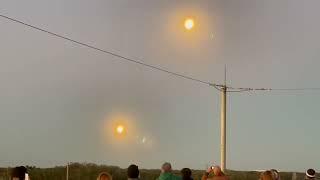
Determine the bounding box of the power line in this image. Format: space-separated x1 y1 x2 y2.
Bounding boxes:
269 88 320 91
226 86 320 92
1 13 320 93
0 13 218 87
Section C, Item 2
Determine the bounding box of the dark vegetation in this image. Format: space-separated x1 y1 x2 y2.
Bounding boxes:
0 163 311 180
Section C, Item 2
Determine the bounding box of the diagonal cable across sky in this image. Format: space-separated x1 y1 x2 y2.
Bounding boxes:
1 13 320 93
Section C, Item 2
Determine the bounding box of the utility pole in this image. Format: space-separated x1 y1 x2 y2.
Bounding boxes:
220 67 227 172
66 162 69 180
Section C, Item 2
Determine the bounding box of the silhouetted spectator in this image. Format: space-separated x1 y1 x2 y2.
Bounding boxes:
128 164 140 180
181 168 193 180
11 166 28 180
270 169 280 180
259 170 275 180
97 172 112 180
157 162 181 180
305 169 316 179
201 166 229 180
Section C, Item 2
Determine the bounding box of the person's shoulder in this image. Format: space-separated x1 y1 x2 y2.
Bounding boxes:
222 176 230 180
172 174 181 180
212 176 229 180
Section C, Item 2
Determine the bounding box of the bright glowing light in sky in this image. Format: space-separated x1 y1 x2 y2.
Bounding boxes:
116 125 124 134
184 18 194 30
103 113 155 149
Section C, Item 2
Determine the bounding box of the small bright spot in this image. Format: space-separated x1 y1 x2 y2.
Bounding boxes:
210 33 214 39
184 18 194 30
116 125 124 134
142 137 146 144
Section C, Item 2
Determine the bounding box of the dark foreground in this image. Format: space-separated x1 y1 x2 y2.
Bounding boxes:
0 163 310 180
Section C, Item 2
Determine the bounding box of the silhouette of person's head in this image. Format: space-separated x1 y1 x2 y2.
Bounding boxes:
97 172 112 180
161 162 172 173
11 166 27 180
270 169 280 180
260 170 274 180
181 168 192 180
127 164 139 179
305 169 316 179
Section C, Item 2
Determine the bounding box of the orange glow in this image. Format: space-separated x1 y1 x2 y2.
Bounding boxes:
159 7 213 57
100 112 156 151
116 125 124 134
184 18 194 30
102 113 136 145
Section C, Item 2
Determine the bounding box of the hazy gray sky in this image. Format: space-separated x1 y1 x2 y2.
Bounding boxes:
0 0 319 172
